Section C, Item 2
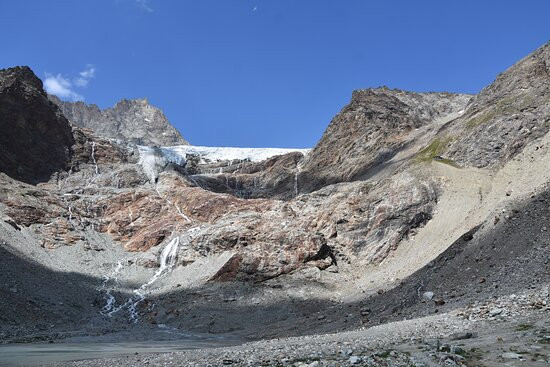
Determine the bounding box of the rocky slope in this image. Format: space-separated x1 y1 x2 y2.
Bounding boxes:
297 89 472 193
0 41 549 366
49 95 188 146
440 42 550 168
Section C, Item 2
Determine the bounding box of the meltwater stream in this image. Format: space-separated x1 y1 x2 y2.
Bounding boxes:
101 237 181 322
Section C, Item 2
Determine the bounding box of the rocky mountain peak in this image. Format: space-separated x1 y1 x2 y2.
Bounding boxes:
113 97 149 109
296 88 471 193
50 95 189 147
0 66 45 98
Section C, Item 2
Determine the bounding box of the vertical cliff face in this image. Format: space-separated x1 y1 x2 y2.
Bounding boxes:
50 95 189 147
0 66 75 184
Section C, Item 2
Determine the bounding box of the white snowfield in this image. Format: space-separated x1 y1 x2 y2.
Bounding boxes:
137 145 310 183
160 145 310 164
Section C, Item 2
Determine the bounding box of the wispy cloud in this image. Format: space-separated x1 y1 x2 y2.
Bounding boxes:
136 0 153 12
74 65 95 87
44 74 83 101
43 65 96 101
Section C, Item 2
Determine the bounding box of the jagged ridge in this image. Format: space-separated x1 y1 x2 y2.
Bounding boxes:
49 95 189 147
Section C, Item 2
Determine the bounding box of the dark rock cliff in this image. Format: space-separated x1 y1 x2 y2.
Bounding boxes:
0 66 75 184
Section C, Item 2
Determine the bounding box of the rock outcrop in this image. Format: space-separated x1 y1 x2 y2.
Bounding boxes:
440 42 550 167
50 95 188 146
297 89 471 193
0 66 75 184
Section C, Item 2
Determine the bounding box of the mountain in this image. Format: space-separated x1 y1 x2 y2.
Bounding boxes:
0 66 74 184
49 95 189 146
0 42 548 365
298 89 472 193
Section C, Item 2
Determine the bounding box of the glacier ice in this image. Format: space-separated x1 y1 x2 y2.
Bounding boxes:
137 144 310 184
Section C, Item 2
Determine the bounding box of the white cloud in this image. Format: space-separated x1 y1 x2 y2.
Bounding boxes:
74 65 95 87
44 65 96 101
73 78 88 87
44 73 83 101
136 0 153 12
80 66 95 79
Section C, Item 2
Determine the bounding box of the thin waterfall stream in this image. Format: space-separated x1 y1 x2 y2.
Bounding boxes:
102 237 181 323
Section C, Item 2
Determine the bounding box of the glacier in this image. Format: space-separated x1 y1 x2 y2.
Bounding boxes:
161 145 310 164
138 145 310 183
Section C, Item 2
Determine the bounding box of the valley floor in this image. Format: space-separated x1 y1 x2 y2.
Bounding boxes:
52 289 549 367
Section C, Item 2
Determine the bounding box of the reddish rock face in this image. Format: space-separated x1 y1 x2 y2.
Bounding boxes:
0 143 438 281
95 190 186 251
0 65 452 282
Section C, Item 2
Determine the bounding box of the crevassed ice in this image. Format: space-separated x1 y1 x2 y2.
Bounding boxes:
162 145 310 164
138 144 310 183
137 146 177 183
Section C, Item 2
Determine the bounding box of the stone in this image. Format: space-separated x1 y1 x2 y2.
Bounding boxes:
449 332 477 340
348 356 360 364
501 352 522 359
444 43 550 168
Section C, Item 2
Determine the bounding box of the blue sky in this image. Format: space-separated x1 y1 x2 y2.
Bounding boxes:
1 1 548 148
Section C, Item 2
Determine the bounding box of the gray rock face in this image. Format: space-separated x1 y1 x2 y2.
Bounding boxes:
442 42 550 167
180 89 470 200
0 66 74 184
49 95 188 147
297 88 471 193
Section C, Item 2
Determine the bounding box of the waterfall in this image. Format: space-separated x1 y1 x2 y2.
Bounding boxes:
68 205 73 223
104 237 181 323
158 237 180 270
127 237 180 322
99 261 124 315
294 171 299 197
91 141 99 175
